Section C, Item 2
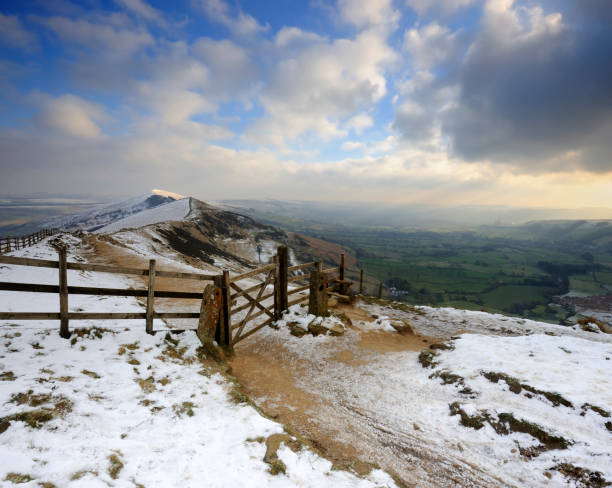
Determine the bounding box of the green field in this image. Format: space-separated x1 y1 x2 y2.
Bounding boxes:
234 207 612 324
292 225 612 323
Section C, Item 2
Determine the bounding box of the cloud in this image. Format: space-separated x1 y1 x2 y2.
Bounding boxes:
192 0 268 37
403 22 460 69
344 113 374 134
0 13 37 51
34 94 108 139
338 0 399 30
406 0 476 15
341 141 364 151
34 14 154 57
247 30 396 145
442 0 612 172
115 0 167 27
275 27 325 47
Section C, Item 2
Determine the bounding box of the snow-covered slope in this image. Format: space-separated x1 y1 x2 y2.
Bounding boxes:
0 238 397 488
41 190 184 232
95 198 191 234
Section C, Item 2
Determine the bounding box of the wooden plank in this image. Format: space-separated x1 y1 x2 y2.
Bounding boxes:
230 305 273 330
155 312 201 319
278 246 288 312
0 256 214 280
231 291 274 314
288 274 307 283
222 271 232 347
327 290 350 300
359 269 364 294
287 283 309 296
273 254 280 320
0 255 59 269
308 270 328 316
146 259 156 335
0 282 203 299
154 270 216 281
288 294 309 307
0 312 61 320
230 281 267 300
231 263 276 282
0 312 200 321
287 261 316 272
230 277 274 320
0 282 59 293
233 316 274 344
67 262 147 276
58 247 69 338
231 271 274 340
322 266 339 274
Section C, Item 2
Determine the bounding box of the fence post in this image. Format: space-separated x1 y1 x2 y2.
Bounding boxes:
58 247 70 338
278 246 288 313
378 281 383 299
21 237 25 248
273 255 280 320
214 272 232 348
145 259 156 335
316 261 322 273
339 253 345 281
359 269 364 294
308 270 328 316
223 271 232 348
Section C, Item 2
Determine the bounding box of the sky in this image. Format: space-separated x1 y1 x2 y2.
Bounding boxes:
0 0 611 208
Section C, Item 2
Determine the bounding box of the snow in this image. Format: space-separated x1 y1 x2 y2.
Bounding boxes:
95 198 191 234
152 189 186 200
41 191 183 232
0 239 398 488
256 302 612 487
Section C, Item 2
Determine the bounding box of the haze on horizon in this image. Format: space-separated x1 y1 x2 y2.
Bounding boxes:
0 0 611 213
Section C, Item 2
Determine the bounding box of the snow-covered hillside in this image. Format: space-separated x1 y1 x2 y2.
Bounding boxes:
0 238 397 488
95 198 192 234
41 190 185 232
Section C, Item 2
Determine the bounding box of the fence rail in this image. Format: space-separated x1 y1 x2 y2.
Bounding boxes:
0 239 378 348
0 228 58 254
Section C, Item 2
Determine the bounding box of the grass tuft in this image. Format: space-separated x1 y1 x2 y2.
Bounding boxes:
108 453 124 480
4 473 33 484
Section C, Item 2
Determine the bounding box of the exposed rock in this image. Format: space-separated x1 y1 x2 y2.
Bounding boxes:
389 319 414 335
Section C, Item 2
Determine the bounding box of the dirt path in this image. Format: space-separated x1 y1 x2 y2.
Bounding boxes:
229 303 512 488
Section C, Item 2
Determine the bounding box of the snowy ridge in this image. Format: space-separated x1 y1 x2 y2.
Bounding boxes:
41 190 183 232
95 198 191 234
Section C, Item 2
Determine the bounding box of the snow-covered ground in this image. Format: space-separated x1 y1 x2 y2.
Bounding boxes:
95 198 191 234
0 239 397 487
237 302 612 487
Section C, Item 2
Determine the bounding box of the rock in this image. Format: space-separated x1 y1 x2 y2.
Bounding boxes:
325 323 344 336
390 319 414 335
288 322 308 337
308 321 327 336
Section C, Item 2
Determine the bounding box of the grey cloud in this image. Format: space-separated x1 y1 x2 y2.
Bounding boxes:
443 2 612 172
393 1 612 173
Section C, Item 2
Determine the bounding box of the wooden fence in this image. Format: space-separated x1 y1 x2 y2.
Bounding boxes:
0 244 353 348
0 229 58 254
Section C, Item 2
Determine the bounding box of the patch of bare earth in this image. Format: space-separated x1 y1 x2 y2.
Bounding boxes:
229 302 507 488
